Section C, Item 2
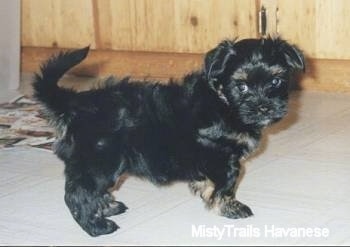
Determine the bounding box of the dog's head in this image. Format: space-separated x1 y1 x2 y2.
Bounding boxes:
203 36 305 127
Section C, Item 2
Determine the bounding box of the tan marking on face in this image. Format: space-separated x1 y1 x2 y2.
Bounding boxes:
270 65 286 76
231 68 248 81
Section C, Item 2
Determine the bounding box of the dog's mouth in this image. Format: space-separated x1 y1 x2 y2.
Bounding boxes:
239 106 287 127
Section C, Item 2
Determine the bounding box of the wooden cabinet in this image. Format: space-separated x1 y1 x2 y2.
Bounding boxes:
22 0 259 53
261 0 350 91
276 0 350 60
21 0 350 92
22 0 95 49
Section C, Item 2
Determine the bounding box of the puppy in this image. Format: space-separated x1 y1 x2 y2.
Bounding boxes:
33 36 305 236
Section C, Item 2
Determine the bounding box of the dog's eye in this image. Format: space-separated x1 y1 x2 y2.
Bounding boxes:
237 84 249 93
271 78 283 88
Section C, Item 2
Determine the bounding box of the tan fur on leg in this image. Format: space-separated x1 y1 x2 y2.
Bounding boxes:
189 179 215 205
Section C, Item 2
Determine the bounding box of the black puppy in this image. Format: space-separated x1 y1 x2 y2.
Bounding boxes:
33 36 305 236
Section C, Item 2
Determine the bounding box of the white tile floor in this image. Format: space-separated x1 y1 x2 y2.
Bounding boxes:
0 91 350 245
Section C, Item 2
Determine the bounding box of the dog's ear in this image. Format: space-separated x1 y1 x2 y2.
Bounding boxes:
204 40 237 80
278 41 305 72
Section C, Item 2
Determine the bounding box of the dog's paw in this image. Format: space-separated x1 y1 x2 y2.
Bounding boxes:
102 201 128 217
84 218 119 237
218 198 253 219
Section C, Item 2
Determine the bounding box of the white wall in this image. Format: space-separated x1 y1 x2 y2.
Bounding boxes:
0 0 20 91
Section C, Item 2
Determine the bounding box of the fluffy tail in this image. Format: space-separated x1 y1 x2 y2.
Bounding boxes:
32 46 90 118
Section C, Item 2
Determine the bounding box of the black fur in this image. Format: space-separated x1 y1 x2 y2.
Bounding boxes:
33 37 305 236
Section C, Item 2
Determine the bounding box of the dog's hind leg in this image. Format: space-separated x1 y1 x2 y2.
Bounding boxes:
64 162 123 237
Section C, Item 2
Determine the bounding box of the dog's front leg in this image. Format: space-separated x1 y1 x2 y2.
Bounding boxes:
190 154 253 219
214 155 253 219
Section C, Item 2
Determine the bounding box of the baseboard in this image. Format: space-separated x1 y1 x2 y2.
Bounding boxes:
0 89 22 103
21 47 350 93
300 59 350 93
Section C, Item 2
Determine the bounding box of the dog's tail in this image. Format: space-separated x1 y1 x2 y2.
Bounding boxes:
32 46 90 119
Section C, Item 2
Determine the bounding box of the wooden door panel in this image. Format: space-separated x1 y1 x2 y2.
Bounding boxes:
22 0 96 48
22 0 259 53
276 0 350 59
